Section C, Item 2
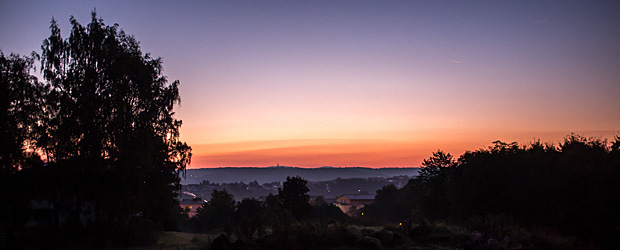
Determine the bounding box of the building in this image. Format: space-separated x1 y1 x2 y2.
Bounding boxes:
334 194 375 215
179 199 204 217
178 191 204 217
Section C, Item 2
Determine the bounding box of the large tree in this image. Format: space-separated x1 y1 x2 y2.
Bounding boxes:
0 52 46 173
384 136 620 248
1 51 47 248
0 12 193 246
40 12 191 167
278 176 311 220
193 190 236 233
36 11 192 232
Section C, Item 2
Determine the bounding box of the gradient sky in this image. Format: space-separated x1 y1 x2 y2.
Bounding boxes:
2 1 619 168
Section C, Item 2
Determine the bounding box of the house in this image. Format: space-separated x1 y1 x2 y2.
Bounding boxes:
179 199 204 217
334 194 375 215
178 191 205 217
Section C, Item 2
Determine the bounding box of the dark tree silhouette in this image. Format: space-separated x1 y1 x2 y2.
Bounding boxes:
278 176 312 220
37 11 191 231
0 52 45 248
362 184 411 225
2 11 191 247
368 135 620 249
193 190 236 233
262 193 294 239
40 12 191 166
235 198 263 240
310 197 346 225
417 150 455 183
406 150 457 220
0 52 46 173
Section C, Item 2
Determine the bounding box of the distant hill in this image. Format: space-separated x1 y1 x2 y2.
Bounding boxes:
181 167 419 185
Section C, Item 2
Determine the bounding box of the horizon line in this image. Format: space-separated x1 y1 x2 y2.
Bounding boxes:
186 166 421 170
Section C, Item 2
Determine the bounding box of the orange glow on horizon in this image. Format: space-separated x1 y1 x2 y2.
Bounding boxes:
186 129 619 168
2 2 619 170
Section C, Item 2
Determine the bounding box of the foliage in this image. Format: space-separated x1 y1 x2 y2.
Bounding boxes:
39 13 191 167
235 198 263 240
311 202 347 225
278 176 312 220
1 52 47 247
417 150 456 183
2 11 191 247
447 136 620 247
361 184 411 225
363 151 457 224
364 135 620 249
186 176 350 248
0 52 46 173
193 190 236 233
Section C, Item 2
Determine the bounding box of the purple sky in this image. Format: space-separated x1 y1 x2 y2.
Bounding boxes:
2 1 619 167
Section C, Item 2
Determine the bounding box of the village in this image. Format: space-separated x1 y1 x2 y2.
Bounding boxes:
178 175 412 217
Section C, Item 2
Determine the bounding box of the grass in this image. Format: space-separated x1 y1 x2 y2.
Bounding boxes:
107 231 214 250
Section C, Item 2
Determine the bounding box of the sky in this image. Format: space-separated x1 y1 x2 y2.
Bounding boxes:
1 1 619 168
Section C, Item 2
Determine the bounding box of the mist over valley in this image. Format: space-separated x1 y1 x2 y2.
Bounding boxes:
181 166 419 185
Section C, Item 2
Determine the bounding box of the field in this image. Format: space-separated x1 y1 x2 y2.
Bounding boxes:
113 232 213 250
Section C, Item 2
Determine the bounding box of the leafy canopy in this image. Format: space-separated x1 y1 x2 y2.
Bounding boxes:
39 12 191 169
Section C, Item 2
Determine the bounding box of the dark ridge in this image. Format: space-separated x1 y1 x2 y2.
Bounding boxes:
182 167 420 185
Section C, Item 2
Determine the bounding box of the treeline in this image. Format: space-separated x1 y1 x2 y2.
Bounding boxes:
3 10 620 250
187 177 345 244
1 12 190 247
184 176 428 249
185 135 620 249
363 135 620 249
183 175 410 201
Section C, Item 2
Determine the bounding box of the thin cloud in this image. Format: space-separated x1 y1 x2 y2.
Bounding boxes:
450 59 461 64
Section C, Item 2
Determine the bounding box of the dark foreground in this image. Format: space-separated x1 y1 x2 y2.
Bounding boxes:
99 225 593 250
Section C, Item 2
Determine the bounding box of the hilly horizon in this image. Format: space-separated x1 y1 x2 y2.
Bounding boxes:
182 166 419 185
2 1 619 248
